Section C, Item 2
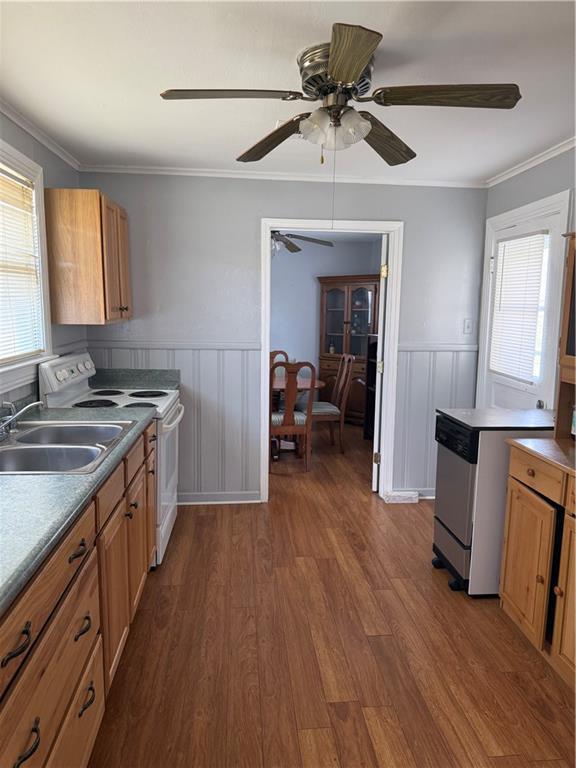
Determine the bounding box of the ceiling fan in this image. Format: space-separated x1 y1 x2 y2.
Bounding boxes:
271 231 334 253
161 22 521 166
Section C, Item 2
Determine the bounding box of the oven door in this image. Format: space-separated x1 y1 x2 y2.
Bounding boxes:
156 402 185 564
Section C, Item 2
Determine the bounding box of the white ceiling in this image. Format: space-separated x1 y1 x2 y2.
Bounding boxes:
0 1 574 185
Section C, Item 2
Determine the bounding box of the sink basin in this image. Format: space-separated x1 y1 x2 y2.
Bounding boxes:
0 445 103 473
17 423 123 446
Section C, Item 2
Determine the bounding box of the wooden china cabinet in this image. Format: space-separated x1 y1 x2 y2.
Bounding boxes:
317 274 379 423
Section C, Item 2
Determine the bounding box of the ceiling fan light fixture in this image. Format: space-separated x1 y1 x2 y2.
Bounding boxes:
299 107 372 151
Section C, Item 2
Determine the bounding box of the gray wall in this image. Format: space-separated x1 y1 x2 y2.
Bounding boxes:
82 172 486 499
486 148 575 218
0 113 86 401
270 237 381 364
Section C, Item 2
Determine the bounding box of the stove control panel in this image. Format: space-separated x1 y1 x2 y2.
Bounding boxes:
39 353 96 398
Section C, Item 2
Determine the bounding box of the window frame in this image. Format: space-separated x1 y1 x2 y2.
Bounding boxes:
0 139 53 392
476 189 571 408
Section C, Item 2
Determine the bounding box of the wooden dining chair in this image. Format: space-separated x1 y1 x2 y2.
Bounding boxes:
270 361 316 471
310 353 355 453
270 349 289 365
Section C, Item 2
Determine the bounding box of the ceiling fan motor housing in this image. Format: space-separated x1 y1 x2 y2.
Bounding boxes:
297 42 373 98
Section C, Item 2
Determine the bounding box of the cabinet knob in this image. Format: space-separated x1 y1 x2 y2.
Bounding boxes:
125 510 134 519
119 305 130 312
129 501 139 509
553 585 564 597
526 468 536 477
148 469 155 476
536 574 545 584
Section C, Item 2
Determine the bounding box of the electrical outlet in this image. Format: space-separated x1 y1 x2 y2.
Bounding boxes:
463 317 473 335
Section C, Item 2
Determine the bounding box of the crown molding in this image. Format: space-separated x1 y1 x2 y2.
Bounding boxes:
79 163 485 188
0 98 81 171
486 137 575 187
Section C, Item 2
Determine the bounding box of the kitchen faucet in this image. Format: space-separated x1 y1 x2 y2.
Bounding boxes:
0 401 44 443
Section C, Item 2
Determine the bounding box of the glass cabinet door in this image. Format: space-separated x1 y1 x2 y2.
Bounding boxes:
349 285 375 358
324 287 346 354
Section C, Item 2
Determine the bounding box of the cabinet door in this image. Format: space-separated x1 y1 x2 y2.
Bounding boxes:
97 498 130 691
348 283 378 359
126 467 148 620
500 478 556 648
551 515 575 686
321 286 347 355
100 195 122 321
146 450 157 567
117 206 133 319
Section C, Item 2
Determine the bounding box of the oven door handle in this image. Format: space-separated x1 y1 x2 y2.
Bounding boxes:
161 403 185 433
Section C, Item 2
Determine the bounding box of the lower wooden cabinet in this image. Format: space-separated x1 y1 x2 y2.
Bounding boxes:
126 466 148 620
550 514 575 683
97 498 130 692
46 637 105 768
146 450 157 566
500 477 556 649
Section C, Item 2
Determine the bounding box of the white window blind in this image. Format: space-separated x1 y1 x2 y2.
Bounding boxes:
489 231 550 384
0 163 46 366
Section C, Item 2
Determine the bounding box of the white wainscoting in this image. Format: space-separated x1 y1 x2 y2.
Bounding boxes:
393 343 478 497
88 340 261 504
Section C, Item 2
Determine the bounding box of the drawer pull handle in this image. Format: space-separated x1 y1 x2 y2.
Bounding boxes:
74 613 92 642
1 621 32 668
554 586 565 597
148 469 155 476
13 717 40 768
125 510 134 519
526 468 536 477
68 538 87 563
78 682 96 718
129 501 139 509
148 435 157 443
536 574 545 584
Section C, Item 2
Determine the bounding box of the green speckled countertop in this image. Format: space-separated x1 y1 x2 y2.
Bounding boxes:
0 405 155 619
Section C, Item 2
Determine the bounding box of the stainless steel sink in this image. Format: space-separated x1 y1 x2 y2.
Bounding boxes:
0 445 103 473
17 423 123 446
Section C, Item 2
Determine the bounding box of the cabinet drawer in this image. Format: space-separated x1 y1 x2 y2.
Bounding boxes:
45 637 105 768
0 503 96 699
566 475 575 515
144 421 157 456
509 447 565 504
124 434 145 486
95 462 124 531
0 550 100 768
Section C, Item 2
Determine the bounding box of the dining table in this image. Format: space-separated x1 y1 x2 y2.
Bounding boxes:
271 374 325 391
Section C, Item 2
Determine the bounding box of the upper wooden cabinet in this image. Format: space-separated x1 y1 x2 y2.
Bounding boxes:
44 189 133 324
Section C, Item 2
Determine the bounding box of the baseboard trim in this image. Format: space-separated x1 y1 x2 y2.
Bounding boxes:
382 490 420 504
178 491 261 505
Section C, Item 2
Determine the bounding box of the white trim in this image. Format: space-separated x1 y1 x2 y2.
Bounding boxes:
0 99 81 171
86 339 261 351
177 492 261 505
476 189 572 408
398 342 478 352
0 139 53 392
260 217 404 504
81 164 484 188
486 137 576 187
382 491 419 504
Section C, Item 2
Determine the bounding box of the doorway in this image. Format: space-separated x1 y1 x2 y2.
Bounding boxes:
260 218 404 503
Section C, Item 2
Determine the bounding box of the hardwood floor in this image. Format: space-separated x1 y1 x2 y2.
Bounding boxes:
89 426 575 768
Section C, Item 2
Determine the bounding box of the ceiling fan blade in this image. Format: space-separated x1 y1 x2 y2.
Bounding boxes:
372 84 521 109
277 234 301 253
161 88 305 101
286 234 334 247
328 23 382 85
358 112 416 166
237 113 311 162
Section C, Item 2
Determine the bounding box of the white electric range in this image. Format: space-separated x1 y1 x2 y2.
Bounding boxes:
38 353 184 565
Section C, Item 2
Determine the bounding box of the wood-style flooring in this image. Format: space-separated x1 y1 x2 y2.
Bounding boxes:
89 426 575 768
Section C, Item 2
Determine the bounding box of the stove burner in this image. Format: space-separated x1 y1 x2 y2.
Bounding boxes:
93 389 124 396
74 399 118 408
129 390 168 398
123 402 156 408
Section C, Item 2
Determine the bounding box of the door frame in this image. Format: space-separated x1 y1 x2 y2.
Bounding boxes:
476 190 571 408
260 217 404 502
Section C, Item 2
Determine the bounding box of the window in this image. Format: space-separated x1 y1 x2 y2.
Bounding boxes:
489 232 550 383
0 146 50 370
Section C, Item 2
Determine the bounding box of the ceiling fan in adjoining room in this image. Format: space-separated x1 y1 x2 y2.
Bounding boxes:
161 22 521 166
271 231 334 253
